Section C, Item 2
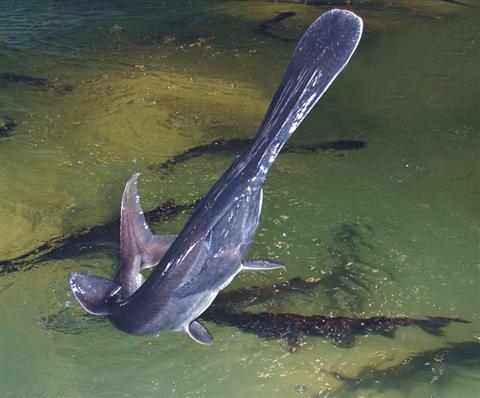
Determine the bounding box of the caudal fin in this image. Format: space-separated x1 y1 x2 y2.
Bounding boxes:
417 317 469 336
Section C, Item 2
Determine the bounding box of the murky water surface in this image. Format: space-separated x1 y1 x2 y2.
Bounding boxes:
1 1 478 397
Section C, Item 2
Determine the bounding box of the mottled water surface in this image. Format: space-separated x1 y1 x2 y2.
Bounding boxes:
0 0 478 397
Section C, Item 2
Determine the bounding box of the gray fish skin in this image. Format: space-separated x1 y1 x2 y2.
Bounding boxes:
69 9 363 344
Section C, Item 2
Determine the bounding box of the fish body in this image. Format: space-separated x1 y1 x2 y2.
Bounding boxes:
69 9 363 344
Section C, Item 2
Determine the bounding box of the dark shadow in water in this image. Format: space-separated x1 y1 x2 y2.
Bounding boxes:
0 73 73 93
148 138 366 173
0 199 198 275
0 116 16 138
337 341 480 395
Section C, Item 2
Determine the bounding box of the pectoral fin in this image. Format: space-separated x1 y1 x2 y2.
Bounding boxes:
241 260 285 272
68 272 120 315
186 320 213 345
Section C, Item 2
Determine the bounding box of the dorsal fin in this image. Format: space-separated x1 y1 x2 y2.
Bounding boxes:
119 173 176 296
68 272 120 315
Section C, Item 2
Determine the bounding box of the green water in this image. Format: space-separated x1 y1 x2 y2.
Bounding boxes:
0 0 478 397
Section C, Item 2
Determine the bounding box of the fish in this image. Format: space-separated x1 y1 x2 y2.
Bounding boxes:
201 308 468 348
68 9 364 345
256 11 297 41
208 278 468 348
148 138 367 173
439 0 471 7
213 276 323 308
0 72 73 93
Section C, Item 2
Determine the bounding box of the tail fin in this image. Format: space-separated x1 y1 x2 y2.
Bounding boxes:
417 317 469 336
233 10 363 182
